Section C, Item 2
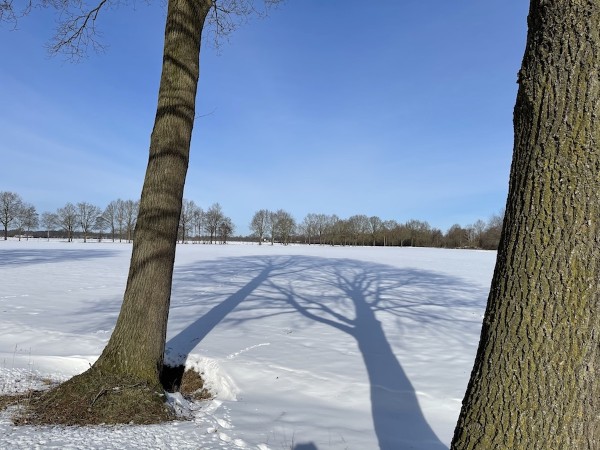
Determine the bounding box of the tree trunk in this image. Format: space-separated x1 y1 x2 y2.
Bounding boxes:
24 0 212 425
94 0 211 384
452 1 600 448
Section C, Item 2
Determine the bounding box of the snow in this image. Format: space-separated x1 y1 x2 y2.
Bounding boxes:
0 240 496 449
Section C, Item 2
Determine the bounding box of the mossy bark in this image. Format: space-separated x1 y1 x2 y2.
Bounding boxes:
22 0 212 424
452 1 600 448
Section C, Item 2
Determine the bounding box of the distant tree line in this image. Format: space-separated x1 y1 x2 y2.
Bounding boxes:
250 209 296 245
2 191 502 249
178 200 235 244
0 191 235 244
250 209 504 250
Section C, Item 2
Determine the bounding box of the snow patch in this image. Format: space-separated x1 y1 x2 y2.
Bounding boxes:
0 241 496 449
188 356 239 402
165 392 195 419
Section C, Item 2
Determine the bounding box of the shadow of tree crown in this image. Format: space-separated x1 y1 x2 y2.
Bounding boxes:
168 254 484 335
166 254 483 450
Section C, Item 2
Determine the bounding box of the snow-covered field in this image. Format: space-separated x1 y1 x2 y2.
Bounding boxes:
0 240 496 449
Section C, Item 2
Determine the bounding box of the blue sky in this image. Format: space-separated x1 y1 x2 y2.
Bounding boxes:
0 1 529 236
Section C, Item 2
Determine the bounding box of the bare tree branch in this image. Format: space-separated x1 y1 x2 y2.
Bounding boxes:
1 0 284 60
46 0 109 60
206 0 283 50
0 1 15 23
0 0 34 25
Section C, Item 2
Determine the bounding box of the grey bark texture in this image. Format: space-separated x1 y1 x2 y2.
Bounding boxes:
452 1 600 448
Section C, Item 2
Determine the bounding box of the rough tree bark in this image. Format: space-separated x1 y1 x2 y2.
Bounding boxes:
93 0 211 385
452 1 600 448
23 0 212 424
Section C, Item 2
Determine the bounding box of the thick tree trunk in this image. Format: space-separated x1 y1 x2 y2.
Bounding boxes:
94 0 211 384
452 1 600 448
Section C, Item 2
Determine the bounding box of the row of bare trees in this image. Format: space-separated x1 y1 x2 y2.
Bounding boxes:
1 191 235 244
250 209 504 250
0 192 140 243
3 190 501 249
39 199 140 243
178 200 234 244
249 209 296 245
34 198 234 244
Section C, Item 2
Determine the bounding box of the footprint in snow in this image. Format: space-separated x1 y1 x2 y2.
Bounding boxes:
216 418 232 429
218 432 231 442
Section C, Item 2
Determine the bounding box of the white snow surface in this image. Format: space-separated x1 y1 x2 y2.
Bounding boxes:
0 240 496 449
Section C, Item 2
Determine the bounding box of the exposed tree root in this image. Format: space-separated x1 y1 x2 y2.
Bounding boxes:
14 368 173 426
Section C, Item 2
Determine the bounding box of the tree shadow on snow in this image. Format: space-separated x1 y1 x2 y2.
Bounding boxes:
0 248 118 268
293 443 318 450
165 258 276 365
166 254 484 449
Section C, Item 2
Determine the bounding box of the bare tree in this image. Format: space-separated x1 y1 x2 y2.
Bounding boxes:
367 216 383 246
272 209 295 245
218 216 234 243
14 203 38 241
41 211 58 241
445 224 468 248
56 203 78 242
8 0 283 426
123 199 138 243
192 205 204 243
430 227 444 248
345 214 367 246
250 209 270 244
325 214 341 245
115 198 126 242
300 213 320 245
178 198 197 243
466 219 486 248
382 220 398 246
331 216 351 246
77 202 101 243
480 210 504 250
266 210 276 245
404 219 431 247
94 213 108 241
0 191 23 240
103 200 118 242
313 213 330 245
204 202 224 244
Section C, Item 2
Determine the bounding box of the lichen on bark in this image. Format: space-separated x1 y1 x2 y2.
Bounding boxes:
452 1 600 448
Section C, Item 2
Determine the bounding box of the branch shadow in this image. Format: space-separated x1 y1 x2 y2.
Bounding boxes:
166 254 484 449
0 249 118 267
165 259 275 366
